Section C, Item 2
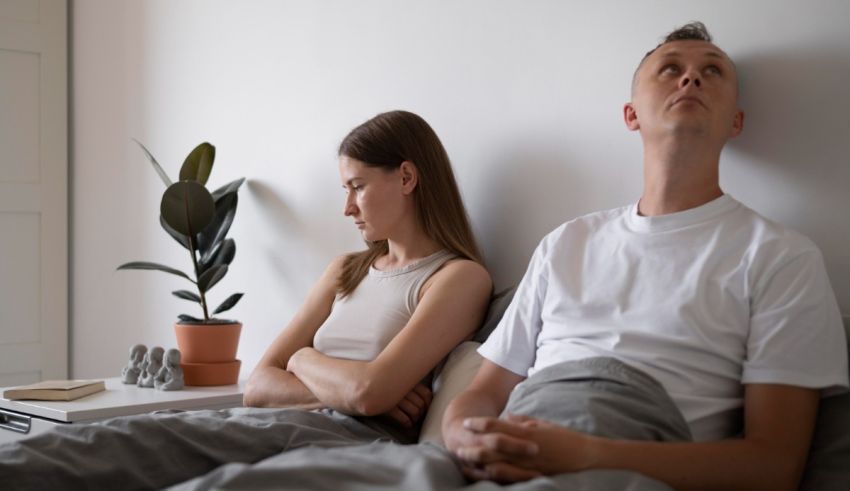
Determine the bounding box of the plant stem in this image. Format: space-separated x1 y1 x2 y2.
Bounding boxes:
188 233 210 322
182 187 209 322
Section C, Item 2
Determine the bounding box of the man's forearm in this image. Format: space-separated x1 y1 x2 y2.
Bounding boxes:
243 365 323 409
585 437 804 491
442 389 506 450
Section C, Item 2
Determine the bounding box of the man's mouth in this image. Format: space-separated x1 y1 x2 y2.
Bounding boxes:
671 95 706 108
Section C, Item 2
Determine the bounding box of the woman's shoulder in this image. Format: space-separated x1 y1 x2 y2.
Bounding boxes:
314 254 354 290
326 253 351 272
430 257 492 291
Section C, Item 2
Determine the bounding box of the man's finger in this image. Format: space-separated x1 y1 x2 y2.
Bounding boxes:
463 417 531 438
485 461 542 484
480 432 538 456
455 445 503 465
461 464 489 482
505 413 536 424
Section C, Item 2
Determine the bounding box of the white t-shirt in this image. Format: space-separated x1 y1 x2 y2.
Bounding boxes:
480 195 848 441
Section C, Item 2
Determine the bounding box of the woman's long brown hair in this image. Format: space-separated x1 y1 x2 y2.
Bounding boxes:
336 110 483 297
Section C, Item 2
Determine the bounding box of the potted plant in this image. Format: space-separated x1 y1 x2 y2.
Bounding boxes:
118 141 245 386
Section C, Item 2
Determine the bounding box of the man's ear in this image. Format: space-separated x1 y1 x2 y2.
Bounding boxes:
730 110 745 138
399 161 418 195
624 103 640 131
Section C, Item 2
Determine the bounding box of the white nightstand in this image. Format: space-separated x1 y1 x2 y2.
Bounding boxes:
0 378 244 444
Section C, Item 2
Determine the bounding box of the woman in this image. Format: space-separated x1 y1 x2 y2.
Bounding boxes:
0 110 491 490
244 109 492 439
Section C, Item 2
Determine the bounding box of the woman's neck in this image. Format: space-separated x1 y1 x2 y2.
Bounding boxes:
376 232 442 271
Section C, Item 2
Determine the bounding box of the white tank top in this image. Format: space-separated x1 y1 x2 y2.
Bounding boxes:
313 249 456 361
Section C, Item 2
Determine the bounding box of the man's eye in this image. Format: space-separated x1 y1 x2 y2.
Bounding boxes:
705 65 721 75
661 64 679 75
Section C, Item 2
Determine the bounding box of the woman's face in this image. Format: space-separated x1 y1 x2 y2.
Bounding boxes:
338 156 409 242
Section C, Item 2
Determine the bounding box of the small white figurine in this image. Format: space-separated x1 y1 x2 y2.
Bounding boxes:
137 346 164 388
154 349 184 391
121 344 147 384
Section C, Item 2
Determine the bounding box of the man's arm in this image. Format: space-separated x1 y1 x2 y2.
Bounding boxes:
442 359 542 480
456 383 819 491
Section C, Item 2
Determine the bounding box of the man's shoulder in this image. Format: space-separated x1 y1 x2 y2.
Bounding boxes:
732 200 820 256
529 205 632 261
544 204 631 240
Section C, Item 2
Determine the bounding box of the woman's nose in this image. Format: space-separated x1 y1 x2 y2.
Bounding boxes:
343 196 356 216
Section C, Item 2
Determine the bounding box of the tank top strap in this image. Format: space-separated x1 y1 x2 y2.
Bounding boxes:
405 249 458 313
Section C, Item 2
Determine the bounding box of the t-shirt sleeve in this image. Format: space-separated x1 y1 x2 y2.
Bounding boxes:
742 247 849 393
478 235 551 376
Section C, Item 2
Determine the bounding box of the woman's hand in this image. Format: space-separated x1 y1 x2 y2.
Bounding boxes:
381 383 432 428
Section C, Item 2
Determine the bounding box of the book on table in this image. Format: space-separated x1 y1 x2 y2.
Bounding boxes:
2 380 106 401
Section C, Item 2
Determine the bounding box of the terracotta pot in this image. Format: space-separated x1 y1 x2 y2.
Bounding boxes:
174 322 242 363
174 322 242 386
181 360 242 386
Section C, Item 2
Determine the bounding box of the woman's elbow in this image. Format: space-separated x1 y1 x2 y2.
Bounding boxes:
349 380 397 416
242 370 271 407
242 379 260 407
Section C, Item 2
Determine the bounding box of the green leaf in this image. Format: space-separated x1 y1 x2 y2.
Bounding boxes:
132 139 173 188
213 293 243 315
178 314 203 323
161 181 215 236
211 177 246 202
198 193 238 262
117 261 194 282
200 238 235 275
172 290 201 303
198 264 228 293
160 215 190 250
179 142 215 185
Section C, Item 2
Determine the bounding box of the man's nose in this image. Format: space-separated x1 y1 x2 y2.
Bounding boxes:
680 69 702 89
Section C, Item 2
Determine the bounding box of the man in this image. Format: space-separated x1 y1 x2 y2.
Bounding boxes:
443 22 848 491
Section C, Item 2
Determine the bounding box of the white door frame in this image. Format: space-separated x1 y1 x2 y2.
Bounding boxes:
0 0 68 385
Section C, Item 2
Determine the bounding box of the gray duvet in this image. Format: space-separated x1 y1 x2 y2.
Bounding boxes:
1 358 689 490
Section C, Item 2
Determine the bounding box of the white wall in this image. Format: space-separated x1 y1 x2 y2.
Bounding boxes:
70 0 850 378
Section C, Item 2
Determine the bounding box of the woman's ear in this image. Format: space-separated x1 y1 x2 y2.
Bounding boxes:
399 161 418 195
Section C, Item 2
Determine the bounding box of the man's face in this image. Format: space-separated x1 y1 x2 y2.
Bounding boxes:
625 40 743 142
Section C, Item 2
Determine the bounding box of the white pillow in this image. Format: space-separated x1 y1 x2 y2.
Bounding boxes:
419 341 484 446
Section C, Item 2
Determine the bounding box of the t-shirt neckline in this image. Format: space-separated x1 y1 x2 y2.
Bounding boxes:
626 194 739 233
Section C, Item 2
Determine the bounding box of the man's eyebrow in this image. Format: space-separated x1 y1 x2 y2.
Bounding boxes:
658 50 726 60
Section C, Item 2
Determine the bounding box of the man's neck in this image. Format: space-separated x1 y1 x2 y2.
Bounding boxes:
638 136 724 216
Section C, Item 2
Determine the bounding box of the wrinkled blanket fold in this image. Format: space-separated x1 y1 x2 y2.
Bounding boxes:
1 357 690 490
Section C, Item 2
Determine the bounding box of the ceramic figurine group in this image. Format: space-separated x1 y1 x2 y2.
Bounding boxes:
120 344 184 390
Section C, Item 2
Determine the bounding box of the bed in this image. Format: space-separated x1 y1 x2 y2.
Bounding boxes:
3 291 848 490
